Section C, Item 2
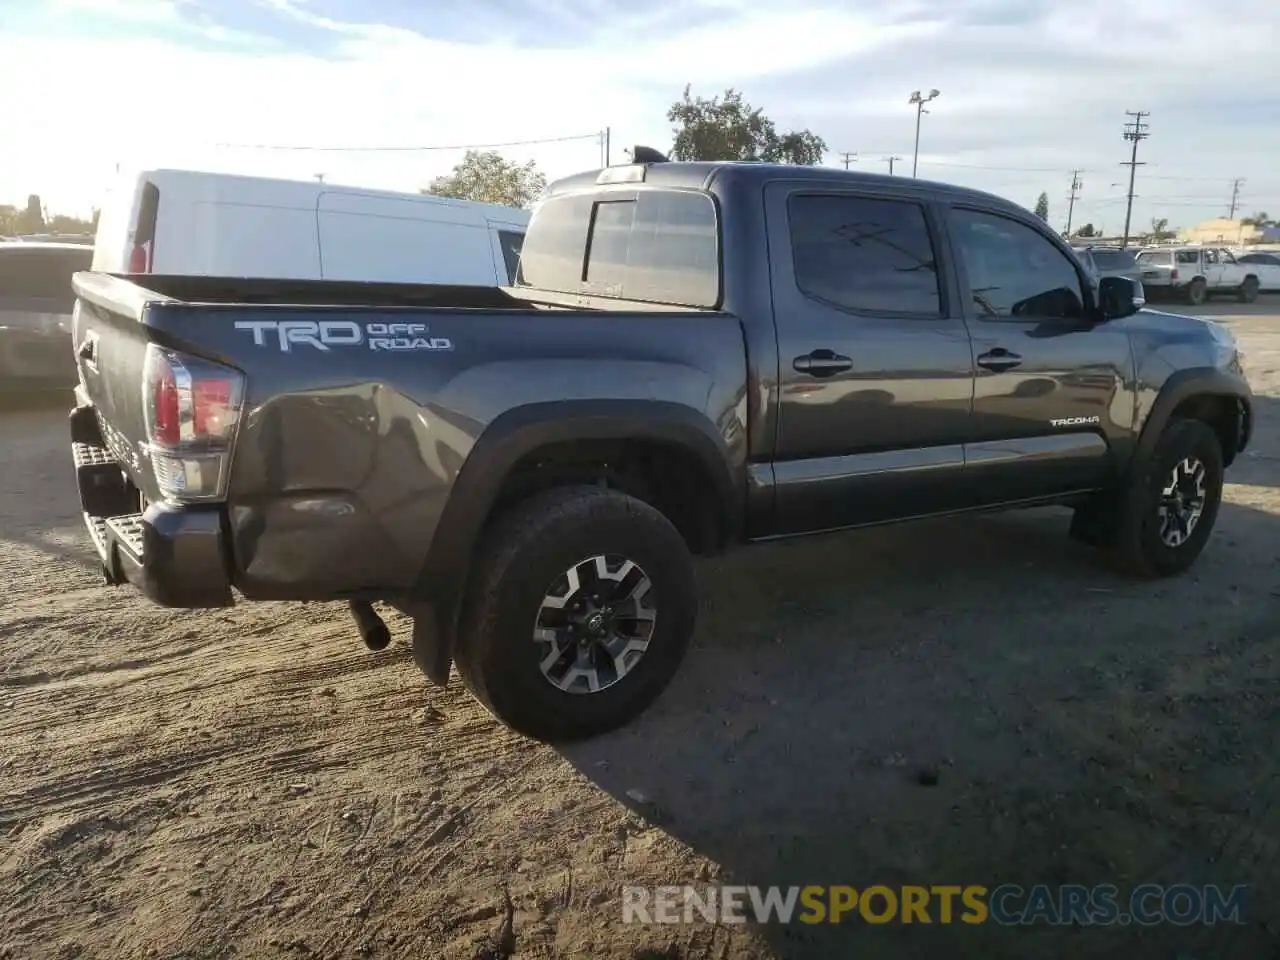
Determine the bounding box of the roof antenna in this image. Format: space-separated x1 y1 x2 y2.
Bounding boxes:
631 146 668 164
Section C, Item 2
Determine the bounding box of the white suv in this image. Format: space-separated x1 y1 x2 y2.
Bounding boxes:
1134 245 1261 305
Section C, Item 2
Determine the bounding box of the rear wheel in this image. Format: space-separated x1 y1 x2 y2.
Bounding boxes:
1185 278 1208 305
455 485 697 742
1077 418 1225 578
1238 275 1260 303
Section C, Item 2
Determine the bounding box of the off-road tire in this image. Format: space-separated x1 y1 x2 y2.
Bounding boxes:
454 485 697 743
1185 278 1208 306
1085 418 1225 578
1238 276 1260 304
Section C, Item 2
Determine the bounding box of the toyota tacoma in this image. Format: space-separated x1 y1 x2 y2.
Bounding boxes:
67 154 1254 742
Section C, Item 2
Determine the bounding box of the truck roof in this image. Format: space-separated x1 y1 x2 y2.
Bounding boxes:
547 160 1027 217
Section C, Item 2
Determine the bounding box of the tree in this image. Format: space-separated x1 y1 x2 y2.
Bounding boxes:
17 194 45 233
1034 192 1049 221
1241 211 1273 227
667 85 827 165
1073 223 1097 238
1149 217 1176 242
424 150 547 208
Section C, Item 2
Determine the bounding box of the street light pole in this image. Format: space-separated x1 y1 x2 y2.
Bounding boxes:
909 88 940 178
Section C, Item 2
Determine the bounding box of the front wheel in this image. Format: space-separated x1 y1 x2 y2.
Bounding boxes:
1238 276 1260 304
1096 418 1225 578
455 486 697 742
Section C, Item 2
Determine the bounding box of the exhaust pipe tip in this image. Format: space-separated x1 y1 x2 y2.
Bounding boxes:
349 600 392 651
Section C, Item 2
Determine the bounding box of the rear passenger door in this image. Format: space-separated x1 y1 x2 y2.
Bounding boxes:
766 183 976 534
943 205 1130 504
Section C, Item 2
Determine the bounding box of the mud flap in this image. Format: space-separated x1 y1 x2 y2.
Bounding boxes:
408 602 453 687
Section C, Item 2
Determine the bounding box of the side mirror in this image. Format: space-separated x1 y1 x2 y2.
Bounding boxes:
1097 276 1145 320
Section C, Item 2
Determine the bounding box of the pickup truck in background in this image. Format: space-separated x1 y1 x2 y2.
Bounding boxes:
1134 244 1262 305
68 155 1254 742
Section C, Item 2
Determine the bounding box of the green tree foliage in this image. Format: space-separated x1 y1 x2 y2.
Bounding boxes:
1034 192 1049 221
667 85 827 165
425 150 547 209
1241 211 1273 227
0 197 93 237
1074 223 1096 238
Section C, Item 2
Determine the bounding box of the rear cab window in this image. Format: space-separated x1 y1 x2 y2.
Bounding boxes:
516 188 720 307
1136 251 1172 266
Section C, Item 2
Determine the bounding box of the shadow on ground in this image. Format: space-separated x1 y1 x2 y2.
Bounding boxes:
564 484 1280 958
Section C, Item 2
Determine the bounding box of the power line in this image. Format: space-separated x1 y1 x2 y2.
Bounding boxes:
213 131 605 152
1228 178 1245 219
1065 169 1083 236
838 151 858 170
885 156 903 175
1120 110 1149 249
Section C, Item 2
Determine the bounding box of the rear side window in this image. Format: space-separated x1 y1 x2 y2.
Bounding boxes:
1136 251 1171 265
0 249 93 310
1176 250 1200 264
518 189 719 307
788 194 942 317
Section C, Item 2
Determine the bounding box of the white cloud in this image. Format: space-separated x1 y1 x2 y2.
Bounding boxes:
1 0 1278 236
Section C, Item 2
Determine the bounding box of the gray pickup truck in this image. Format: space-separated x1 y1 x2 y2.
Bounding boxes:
68 155 1254 742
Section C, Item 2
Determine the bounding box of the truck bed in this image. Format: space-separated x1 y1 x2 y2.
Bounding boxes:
67 271 749 608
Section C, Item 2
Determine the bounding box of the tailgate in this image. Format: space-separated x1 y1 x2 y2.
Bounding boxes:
69 271 238 607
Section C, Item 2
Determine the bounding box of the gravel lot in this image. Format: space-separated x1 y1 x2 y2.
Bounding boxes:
2 304 1279 960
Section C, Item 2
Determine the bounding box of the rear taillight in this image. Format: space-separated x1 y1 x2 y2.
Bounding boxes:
128 241 152 273
1170 269 1179 281
142 344 246 503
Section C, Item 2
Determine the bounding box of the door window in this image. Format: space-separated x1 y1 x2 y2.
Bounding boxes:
950 209 1084 321
1204 249 1220 264
788 194 943 317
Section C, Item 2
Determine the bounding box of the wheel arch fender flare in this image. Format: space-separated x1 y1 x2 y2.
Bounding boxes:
1134 366 1252 467
406 399 742 673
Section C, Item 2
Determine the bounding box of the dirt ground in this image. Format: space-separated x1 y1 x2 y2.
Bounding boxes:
3 304 1280 960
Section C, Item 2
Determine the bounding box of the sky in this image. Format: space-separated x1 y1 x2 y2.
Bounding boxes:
2 0 1278 235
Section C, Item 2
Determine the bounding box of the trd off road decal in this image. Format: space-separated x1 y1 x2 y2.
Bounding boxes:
233 319 453 353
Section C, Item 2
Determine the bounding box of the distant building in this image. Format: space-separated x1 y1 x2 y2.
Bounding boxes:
1178 218 1267 246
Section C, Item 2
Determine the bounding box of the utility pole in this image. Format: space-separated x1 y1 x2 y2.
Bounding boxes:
1228 178 1244 219
314 173 325 183
885 156 902 175
1119 110 1149 249
839 151 857 170
1065 169 1083 237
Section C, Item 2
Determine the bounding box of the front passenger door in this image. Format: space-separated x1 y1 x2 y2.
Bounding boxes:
946 206 1132 505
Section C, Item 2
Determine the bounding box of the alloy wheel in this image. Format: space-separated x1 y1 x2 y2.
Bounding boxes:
1157 456 1207 548
533 554 657 694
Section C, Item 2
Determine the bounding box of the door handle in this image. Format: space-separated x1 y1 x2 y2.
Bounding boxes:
976 348 1022 372
794 350 853 378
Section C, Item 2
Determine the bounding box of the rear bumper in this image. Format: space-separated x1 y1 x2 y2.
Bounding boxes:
70 404 234 608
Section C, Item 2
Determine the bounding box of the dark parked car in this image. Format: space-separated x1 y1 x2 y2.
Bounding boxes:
0 241 93 394
1072 244 1142 284
67 156 1253 742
